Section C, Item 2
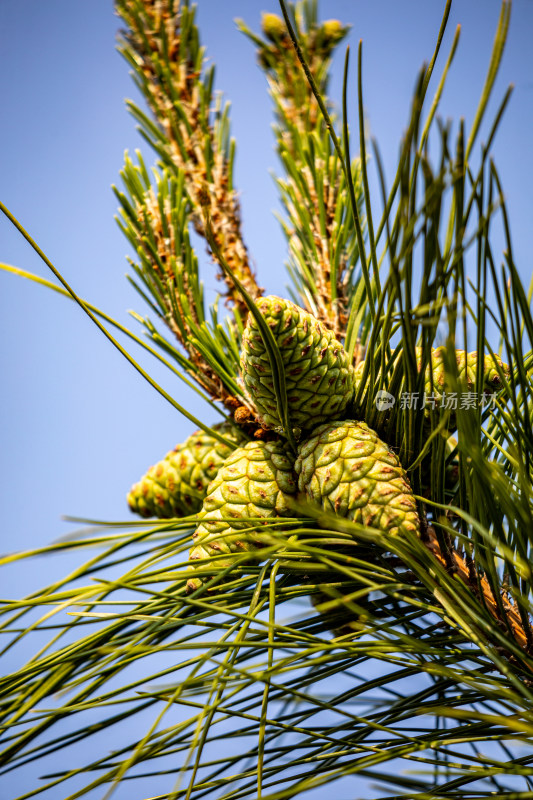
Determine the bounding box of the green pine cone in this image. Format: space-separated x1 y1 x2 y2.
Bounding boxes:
357 348 509 419
295 420 420 537
127 424 238 519
241 295 355 434
420 346 509 405
187 440 297 592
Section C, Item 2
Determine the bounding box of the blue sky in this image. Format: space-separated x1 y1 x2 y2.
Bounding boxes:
0 1 532 797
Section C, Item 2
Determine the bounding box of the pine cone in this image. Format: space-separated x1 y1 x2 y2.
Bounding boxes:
241 295 355 434
127 424 239 519
186 440 297 591
295 420 419 537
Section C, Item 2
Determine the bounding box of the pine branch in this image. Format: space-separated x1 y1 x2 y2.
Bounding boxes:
116 0 262 320
4 3 533 799
115 154 248 412
425 525 532 653
239 6 364 340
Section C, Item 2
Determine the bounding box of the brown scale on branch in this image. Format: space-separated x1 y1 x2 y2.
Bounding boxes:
116 0 261 320
315 525 532 660
424 525 533 655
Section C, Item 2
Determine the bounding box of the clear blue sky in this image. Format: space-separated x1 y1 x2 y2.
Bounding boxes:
1 1 532 797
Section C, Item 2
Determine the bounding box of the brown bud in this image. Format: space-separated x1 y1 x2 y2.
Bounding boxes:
197 182 210 207
234 405 253 424
223 395 242 412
